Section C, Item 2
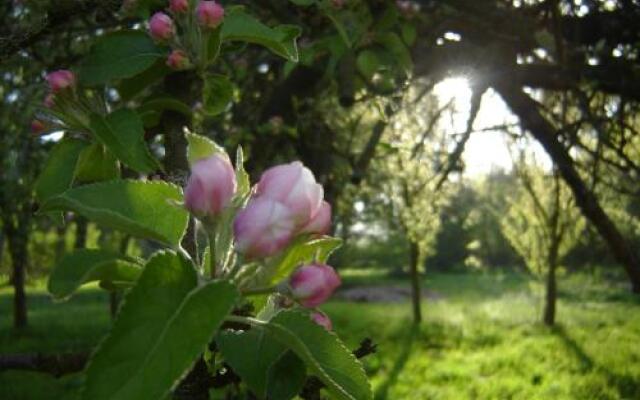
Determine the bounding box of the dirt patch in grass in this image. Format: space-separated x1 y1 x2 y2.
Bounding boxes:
335 285 442 303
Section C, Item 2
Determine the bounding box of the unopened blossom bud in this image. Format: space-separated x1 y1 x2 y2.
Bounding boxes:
169 0 189 13
46 70 76 93
233 197 296 259
31 120 46 134
166 50 190 70
43 93 55 108
196 1 225 29
149 12 175 41
300 201 331 235
290 263 341 308
330 0 345 8
311 311 333 330
256 161 324 227
184 154 236 217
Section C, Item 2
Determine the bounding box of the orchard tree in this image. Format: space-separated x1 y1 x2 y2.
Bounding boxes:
502 153 585 326
366 85 452 323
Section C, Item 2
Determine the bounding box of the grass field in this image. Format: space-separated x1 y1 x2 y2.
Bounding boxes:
1 270 640 399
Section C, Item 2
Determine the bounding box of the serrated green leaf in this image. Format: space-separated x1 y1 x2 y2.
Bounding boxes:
267 236 343 284
117 59 171 102
74 143 120 183
48 249 142 300
217 329 287 398
89 109 160 174
185 132 226 165
79 31 165 86
41 180 189 247
261 311 372 400
35 138 88 205
83 251 239 400
266 351 307 400
203 74 235 116
222 10 301 62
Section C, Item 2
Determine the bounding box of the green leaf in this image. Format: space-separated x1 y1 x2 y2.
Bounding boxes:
41 180 189 247
203 74 235 116
376 32 413 73
89 109 160 174
401 23 417 46
222 9 302 62
185 132 226 165
267 236 343 284
266 351 307 400
83 251 239 400
117 59 171 102
356 50 381 79
137 97 192 128
79 31 165 86
262 311 372 400
74 143 120 183
35 138 88 205
48 249 142 300
234 146 250 201
217 329 287 398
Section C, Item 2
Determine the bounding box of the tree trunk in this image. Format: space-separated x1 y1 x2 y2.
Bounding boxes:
54 224 67 261
543 241 559 326
496 82 640 293
74 216 88 250
409 241 422 324
6 227 28 329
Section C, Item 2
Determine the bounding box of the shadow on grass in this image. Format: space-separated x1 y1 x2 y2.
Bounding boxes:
374 324 419 400
553 325 640 398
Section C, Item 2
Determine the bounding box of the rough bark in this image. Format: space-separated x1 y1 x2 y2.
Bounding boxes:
495 82 640 293
409 241 422 324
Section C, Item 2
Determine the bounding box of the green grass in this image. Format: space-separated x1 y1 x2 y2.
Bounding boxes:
2 271 640 399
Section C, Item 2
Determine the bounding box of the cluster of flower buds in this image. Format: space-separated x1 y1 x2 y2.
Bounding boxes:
31 69 78 134
183 156 340 329
235 161 331 258
147 0 225 70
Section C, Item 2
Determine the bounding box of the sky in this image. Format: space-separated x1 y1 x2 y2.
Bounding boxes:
433 77 551 176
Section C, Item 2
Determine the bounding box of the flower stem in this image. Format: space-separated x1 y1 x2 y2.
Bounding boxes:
208 229 217 279
241 286 277 296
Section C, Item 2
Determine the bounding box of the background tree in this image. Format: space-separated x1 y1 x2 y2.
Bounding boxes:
502 152 585 325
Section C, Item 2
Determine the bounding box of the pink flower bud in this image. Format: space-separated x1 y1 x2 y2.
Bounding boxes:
196 1 225 29
149 12 175 41
46 70 76 93
184 154 237 217
311 311 333 330
290 264 341 308
233 197 296 259
31 119 46 134
166 49 190 70
43 93 55 108
256 161 324 228
169 0 189 13
299 201 331 235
